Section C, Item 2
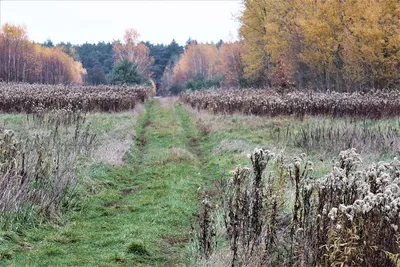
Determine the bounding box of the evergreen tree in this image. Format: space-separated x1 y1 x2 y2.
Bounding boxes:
74 42 114 84
108 60 141 85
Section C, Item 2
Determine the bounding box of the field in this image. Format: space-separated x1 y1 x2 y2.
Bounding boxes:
181 89 400 118
0 83 154 113
0 85 399 266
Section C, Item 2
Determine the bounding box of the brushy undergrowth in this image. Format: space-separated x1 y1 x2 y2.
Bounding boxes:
0 83 154 113
0 109 95 228
194 148 400 266
181 89 400 119
272 119 400 155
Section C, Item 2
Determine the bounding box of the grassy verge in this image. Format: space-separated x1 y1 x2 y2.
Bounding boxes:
181 104 400 266
183 107 400 180
0 100 204 266
1 99 398 266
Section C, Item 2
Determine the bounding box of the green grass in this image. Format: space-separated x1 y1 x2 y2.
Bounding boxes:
0 100 399 266
177 107 400 266
0 100 204 266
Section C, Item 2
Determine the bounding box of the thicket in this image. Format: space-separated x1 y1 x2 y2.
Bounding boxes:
195 148 400 266
0 83 154 113
180 89 400 119
0 110 95 228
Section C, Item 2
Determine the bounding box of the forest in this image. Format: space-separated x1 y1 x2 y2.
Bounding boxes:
1 0 398 93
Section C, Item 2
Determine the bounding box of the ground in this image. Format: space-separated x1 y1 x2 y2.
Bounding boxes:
0 98 396 266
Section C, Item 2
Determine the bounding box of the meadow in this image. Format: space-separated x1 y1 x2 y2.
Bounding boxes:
0 84 399 266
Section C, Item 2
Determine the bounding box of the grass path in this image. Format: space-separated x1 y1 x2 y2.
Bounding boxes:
2 98 391 266
2 99 205 266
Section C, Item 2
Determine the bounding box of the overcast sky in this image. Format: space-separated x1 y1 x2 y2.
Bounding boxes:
0 0 243 46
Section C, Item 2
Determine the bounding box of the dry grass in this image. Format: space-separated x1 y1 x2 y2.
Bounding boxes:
92 105 144 166
194 148 400 266
0 83 154 113
158 97 178 108
0 111 95 226
94 140 132 166
186 103 400 164
181 89 400 119
195 249 232 267
185 104 305 135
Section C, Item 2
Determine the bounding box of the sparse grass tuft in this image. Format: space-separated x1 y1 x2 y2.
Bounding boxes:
0 250 13 260
127 241 150 256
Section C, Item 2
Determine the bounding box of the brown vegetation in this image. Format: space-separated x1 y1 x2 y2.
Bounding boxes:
195 148 400 266
180 89 400 119
0 110 94 225
0 83 154 113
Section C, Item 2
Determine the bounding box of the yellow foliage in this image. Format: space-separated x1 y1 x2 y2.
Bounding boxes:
113 28 154 81
149 78 157 93
239 0 271 85
172 42 221 84
0 23 86 84
239 0 400 89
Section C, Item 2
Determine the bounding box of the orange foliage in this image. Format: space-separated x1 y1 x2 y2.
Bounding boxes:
113 28 154 81
219 41 245 87
167 41 246 89
0 23 86 84
172 42 221 83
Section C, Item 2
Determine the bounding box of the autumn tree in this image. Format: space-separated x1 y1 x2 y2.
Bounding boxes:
298 0 346 90
238 0 400 90
340 0 400 89
239 0 271 86
219 40 246 87
174 42 221 81
0 23 29 82
0 23 86 84
166 42 223 93
113 29 154 82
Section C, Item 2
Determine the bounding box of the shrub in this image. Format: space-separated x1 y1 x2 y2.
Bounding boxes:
196 148 400 266
180 89 400 119
0 83 154 113
0 110 95 228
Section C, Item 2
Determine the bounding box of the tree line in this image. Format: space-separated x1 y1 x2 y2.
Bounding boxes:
0 23 243 94
239 0 400 91
3 0 399 93
73 29 184 89
0 23 86 84
0 24 184 89
166 0 400 93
